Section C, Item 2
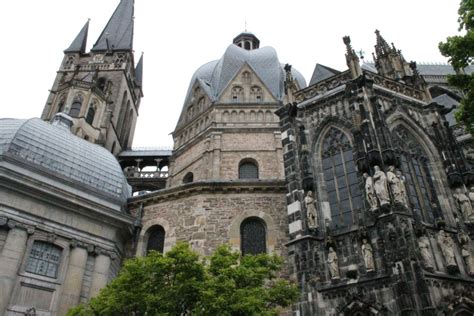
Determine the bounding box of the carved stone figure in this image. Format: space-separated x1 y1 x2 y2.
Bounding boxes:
373 165 390 206
437 230 456 267
418 235 435 270
396 169 408 205
461 243 474 276
327 247 340 279
305 191 318 228
361 238 375 272
453 188 474 223
363 172 378 211
387 166 407 206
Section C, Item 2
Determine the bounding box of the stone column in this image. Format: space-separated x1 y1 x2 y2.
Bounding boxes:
57 242 89 315
89 251 111 298
0 224 29 314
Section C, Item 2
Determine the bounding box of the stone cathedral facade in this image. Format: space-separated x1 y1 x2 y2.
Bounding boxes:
0 0 473 315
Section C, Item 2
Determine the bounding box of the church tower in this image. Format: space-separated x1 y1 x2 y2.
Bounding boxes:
41 0 143 155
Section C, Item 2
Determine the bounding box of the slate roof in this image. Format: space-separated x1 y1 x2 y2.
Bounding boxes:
178 43 306 127
119 149 172 157
0 117 131 205
309 64 341 86
91 0 134 52
362 62 474 76
64 20 89 54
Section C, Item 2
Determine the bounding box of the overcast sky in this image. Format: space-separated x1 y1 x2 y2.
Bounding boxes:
0 0 460 149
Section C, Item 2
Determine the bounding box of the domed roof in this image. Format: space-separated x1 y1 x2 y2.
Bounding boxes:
180 40 306 120
0 116 131 205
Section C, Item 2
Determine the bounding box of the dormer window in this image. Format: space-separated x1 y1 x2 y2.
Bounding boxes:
231 86 243 102
250 86 263 102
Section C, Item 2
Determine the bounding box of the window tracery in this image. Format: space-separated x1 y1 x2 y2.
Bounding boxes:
392 125 437 222
86 103 96 125
69 95 83 117
321 127 363 229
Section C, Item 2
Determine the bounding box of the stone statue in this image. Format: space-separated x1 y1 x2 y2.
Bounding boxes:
396 169 408 205
327 247 340 279
387 166 407 206
418 235 435 270
461 243 474 276
437 230 456 267
454 188 474 223
373 165 390 206
361 238 375 272
363 173 378 211
305 191 318 229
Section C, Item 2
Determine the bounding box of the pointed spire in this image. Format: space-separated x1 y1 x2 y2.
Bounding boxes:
374 29 393 58
343 36 362 78
91 0 134 52
135 53 143 87
64 20 89 53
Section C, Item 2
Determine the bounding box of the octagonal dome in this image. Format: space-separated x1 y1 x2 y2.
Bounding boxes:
178 35 306 126
0 116 131 205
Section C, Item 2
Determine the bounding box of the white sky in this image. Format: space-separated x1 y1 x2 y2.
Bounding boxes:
0 0 460 149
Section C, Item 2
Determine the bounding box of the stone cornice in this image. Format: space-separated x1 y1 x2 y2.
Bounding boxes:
128 179 287 206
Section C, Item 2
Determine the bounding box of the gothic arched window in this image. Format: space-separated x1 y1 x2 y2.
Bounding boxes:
321 127 363 229
183 172 194 183
239 160 259 179
97 77 107 92
85 103 96 125
26 241 62 278
146 225 165 254
240 217 266 255
393 125 437 222
69 95 83 117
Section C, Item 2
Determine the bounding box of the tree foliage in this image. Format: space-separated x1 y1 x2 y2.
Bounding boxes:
439 0 474 134
67 243 298 316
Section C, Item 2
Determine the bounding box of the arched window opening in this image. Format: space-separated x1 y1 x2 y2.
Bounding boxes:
183 172 194 183
85 104 96 125
97 77 107 92
120 105 133 148
250 86 263 102
25 241 62 278
117 91 128 134
321 127 363 229
239 160 259 179
240 217 266 255
244 41 251 50
242 71 251 84
231 86 243 102
146 225 165 254
393 125 437 222
69 95 83 118
57 97 66 113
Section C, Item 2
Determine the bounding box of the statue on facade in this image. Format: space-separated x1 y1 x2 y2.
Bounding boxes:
396 169 408 205
418 235 435 271
373 165 390 206
305 191 318 229
437 230 457 268
387 166 407 206
459 232 474 276
361 238 375 272
453 187 474 223
363 172 378 211
327 247 340 279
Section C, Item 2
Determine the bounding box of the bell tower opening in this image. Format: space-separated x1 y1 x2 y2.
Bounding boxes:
233 32 260 50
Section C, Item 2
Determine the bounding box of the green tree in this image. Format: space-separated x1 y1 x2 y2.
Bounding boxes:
67 243 298 316
439 0 474 134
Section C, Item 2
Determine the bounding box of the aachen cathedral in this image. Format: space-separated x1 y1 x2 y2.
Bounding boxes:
0 0 473 315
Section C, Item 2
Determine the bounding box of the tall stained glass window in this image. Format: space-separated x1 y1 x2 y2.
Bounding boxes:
26 241 62 278
241 217 266 255
393 125 436 222
321 127 363 229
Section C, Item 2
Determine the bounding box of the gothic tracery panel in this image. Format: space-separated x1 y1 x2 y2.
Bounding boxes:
321 127 363 229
